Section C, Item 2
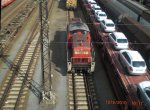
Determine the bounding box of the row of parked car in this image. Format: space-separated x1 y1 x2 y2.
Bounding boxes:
87 0 150 109
87 0 147 75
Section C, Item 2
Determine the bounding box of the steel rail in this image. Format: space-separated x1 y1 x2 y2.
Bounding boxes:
68 72 99 110
83 74 93 110
68 73 89 110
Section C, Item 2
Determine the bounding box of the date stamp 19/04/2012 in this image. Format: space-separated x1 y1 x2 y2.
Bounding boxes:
106 99 143 106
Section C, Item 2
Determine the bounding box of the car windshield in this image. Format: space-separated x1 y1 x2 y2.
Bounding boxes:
95 8 101 10
106 23 114 27
145 88 150 98
132 61 146 67
99 14 106 16
117 39 128 43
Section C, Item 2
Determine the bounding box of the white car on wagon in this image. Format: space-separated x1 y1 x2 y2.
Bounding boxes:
100 19 115 32
119 50 147 75
95 11 107 22
91 5 102 14
108 32 129 50
88 0 97 8
137 81 150 110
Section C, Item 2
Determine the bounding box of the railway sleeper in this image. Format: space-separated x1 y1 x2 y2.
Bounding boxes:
68 97 74 100
75 82 85 86
76 105 88 110
3 103 24 108
8 91 20 95
7 95 18 99
69 101 74 105
11 83 22 87
76 89 86 92
68 106 74 110
2 104 16 109
75 86 85 89
76 101 88 105
76 93 86 97
76 97 87 101
68 89 73 93
68 79 73 83
14 80 23 83
74 78 84 81
74 79 84 82
69 93 73 97
68 85 73 89
74 75 84 77
10 88 21 91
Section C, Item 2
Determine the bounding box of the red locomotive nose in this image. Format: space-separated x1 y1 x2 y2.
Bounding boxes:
77 31 82 35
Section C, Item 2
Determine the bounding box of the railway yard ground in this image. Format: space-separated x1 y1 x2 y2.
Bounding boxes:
0 0 150 110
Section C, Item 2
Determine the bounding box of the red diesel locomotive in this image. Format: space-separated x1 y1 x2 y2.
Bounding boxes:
67 18 95 73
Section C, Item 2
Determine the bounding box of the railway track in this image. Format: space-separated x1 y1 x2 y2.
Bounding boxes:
0 18 40 109
67 73 99 110
0 1 42 108
1 0 28 27
67 7 99 110
0 0 36 53
0 0 55 109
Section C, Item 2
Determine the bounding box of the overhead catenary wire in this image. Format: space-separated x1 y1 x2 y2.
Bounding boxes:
45 42 150 45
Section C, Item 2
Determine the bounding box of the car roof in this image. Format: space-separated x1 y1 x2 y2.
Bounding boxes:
120 50 144 61
103 19 114 24
94 5 100 8
88 0 95 2
113 32 127 39
90 0 96 3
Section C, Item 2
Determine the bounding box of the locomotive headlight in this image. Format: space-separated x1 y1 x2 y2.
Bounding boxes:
84 51 88 54
74 50 79 54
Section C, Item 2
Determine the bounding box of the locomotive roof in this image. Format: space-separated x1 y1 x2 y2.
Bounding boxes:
72 35 90 47
68 21 90 32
